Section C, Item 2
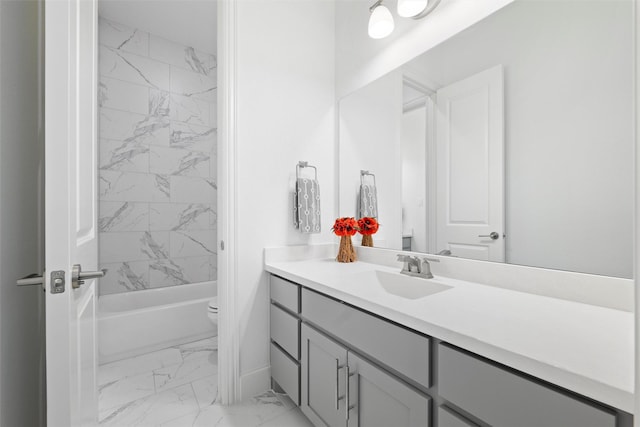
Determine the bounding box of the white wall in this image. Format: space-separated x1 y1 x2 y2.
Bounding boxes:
234 0 336 397
401 107 427 252
335 0 514 98
339 71 403 249
0 1 45 425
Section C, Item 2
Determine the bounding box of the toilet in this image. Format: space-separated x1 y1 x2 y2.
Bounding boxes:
208 296 219 349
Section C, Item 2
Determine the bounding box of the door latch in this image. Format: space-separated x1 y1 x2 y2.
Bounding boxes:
17 271 65 294
51 270 65 293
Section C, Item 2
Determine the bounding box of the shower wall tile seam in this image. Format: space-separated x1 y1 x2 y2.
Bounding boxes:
98 45 216 78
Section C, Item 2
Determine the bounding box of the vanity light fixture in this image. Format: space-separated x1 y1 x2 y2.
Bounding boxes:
368 0 442 39
368 0 395 39
397 0 429 18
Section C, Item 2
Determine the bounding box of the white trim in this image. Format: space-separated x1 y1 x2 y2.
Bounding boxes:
217 0 241 405
240 366 271 401
634 0 639 424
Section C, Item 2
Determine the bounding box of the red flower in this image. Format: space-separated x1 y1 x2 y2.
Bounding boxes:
332 217 358 237
357 217 379 235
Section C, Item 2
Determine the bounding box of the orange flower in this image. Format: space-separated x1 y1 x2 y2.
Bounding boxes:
357 217 379 235
332 217 358 237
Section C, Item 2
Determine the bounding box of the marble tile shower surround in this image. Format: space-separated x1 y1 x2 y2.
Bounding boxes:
98 17 218 295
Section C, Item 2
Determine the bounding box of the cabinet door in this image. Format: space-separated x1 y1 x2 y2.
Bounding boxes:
301 324 348 427
438 343 616 427
347 352 431 427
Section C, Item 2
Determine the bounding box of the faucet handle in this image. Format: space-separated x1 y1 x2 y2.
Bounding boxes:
397 254 410 262
419 258 435 279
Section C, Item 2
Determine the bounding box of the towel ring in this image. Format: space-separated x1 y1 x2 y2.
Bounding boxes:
297 161 318 181
360 170 376 187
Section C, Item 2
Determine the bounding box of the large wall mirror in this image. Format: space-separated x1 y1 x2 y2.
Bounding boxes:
339 0 633 278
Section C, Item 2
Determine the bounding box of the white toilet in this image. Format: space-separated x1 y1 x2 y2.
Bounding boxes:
208 296 219 349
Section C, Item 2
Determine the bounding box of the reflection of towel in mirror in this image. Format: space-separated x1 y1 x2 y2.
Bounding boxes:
295 178 321 233
359 184 378 218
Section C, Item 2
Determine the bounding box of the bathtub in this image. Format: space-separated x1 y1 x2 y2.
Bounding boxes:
98 282 217 364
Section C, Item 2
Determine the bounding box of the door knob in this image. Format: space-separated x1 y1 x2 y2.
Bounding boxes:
478 231 500 240
17 273 44 287
72 264 107 289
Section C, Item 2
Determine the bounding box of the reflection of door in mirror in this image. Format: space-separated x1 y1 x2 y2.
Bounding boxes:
436 65 505 262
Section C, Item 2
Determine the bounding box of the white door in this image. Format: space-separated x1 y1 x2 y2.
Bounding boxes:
435 65 505 262
45 0 100 425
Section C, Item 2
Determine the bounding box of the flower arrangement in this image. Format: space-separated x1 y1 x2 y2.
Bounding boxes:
332 217 358 237
332 217 358 262
357 217 379 247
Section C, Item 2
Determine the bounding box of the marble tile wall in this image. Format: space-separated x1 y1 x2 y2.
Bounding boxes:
98 17 217 295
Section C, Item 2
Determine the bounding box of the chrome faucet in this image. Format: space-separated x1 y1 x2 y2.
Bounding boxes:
397 254 437 279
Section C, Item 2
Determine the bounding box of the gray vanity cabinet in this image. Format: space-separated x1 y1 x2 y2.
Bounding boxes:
269 276 301 405
301 323 349 427
269 274 631 427
347 352 430 427
438 343 617 427
301 323 431 427
437 406 479 427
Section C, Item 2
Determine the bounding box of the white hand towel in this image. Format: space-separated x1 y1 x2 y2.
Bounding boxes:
359 184 378 218
295 178 321 233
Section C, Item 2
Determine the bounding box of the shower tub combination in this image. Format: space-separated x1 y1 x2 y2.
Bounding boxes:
98 282 217 363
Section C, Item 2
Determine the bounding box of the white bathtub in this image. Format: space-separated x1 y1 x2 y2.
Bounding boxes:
98 281 217 364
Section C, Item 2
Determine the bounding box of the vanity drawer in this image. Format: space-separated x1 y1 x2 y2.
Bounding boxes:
270 342 300 405
438 406 478 427
301 288 430 389
270 275 300 313
270 304 300 359
438 343 616 427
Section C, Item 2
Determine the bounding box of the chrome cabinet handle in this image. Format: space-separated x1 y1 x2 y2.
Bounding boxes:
336 360 346 410
346 364 356 421
478 231 499 240
72 264 107 288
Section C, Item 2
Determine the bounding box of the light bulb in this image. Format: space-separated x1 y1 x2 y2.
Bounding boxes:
368 3 394 39
397 0 428 17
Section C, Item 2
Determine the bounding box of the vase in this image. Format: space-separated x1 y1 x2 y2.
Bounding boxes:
336 235 357 263
361 234 373 247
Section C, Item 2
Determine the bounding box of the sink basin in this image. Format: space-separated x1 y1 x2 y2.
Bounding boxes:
354 270 452 300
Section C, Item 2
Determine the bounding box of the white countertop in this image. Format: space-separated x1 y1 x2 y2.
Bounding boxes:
265 257 634 413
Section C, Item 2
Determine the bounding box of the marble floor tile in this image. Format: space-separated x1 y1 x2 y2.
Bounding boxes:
260 406 315 427
99 347 182 385
99 383 199 427
191 374 218 409
98 371 155 411
175 337 217 364
159 390 295 427
153 353 216 393
98 339 311 427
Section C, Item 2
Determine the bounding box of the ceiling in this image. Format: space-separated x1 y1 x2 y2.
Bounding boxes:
98 0 217 54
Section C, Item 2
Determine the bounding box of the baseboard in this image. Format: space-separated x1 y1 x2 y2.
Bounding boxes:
240 365 271 401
